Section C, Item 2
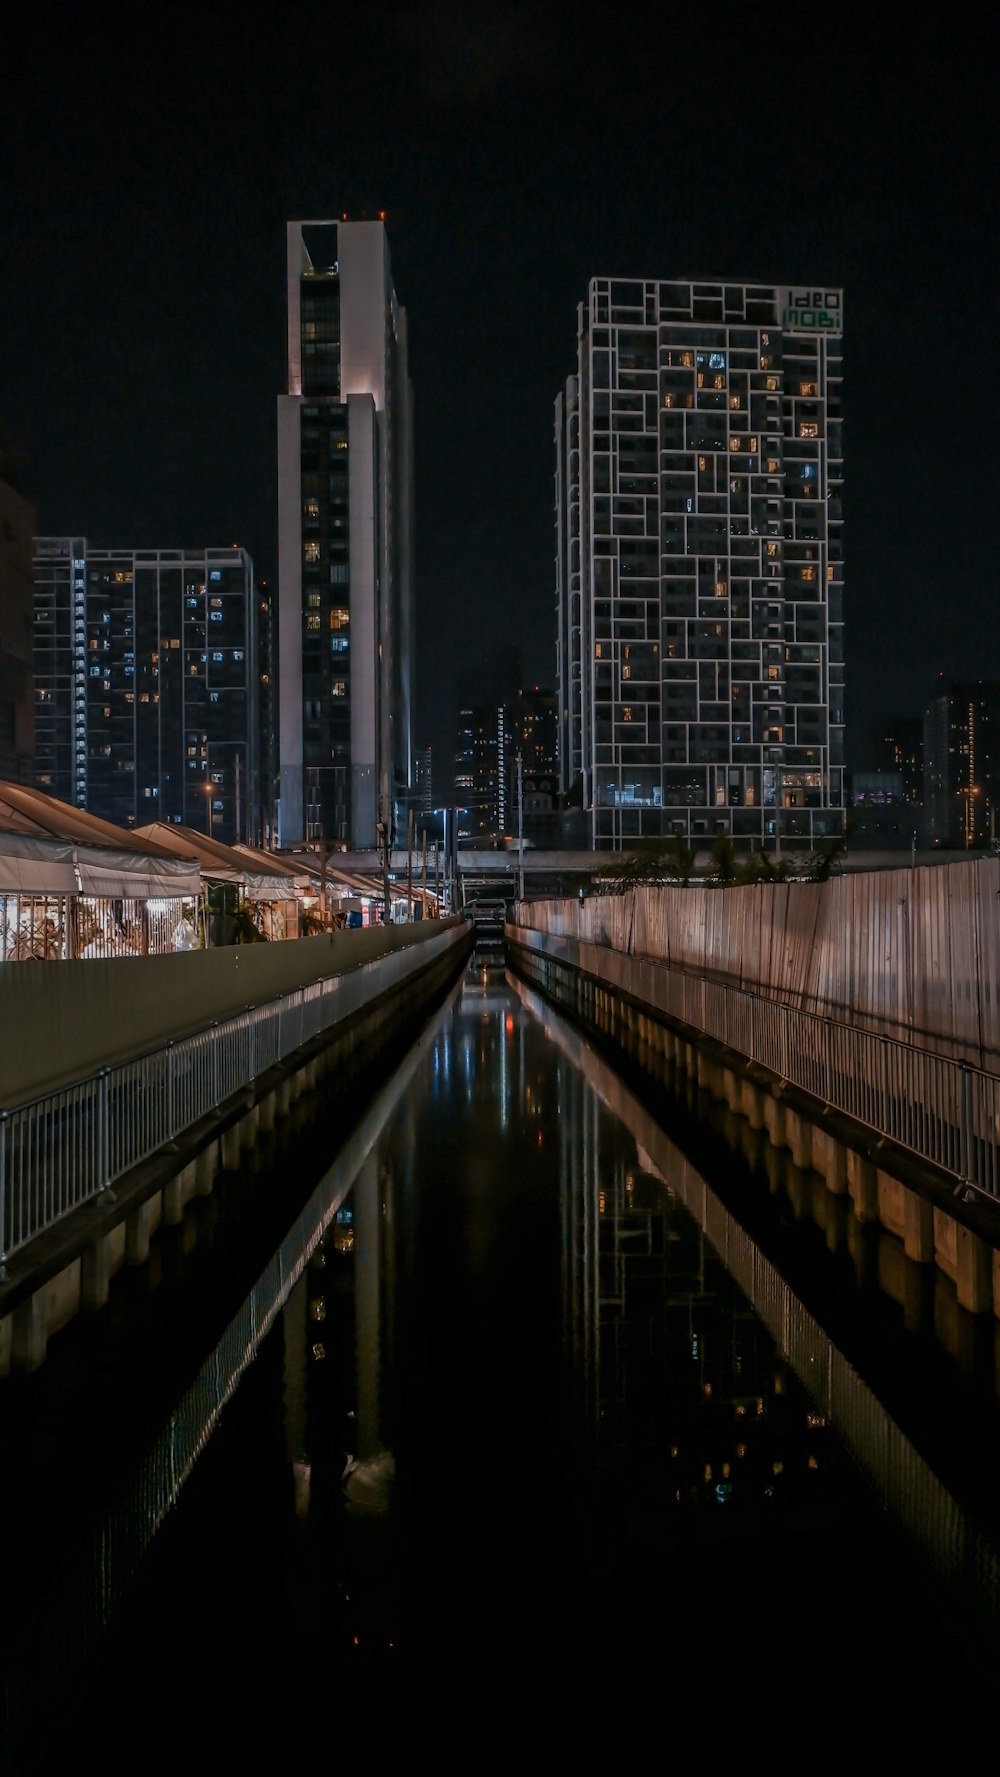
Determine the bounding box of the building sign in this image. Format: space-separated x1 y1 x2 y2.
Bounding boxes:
780 288 842 333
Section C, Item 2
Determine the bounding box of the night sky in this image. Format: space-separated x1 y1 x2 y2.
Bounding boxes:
2 4 995 787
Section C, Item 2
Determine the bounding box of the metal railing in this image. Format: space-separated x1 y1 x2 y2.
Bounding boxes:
514 928 1000 1204
1 929 458 1268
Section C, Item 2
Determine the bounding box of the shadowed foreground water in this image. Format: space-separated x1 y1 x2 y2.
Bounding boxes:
6 954 1000 1767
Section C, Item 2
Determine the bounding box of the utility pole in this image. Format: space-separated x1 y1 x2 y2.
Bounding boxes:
421 825 428 917
517 754 525 902
377 796 392 925
235 753 241 844
406 805 414 921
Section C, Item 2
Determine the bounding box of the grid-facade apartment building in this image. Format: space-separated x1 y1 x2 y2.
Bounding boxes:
33 539 258 844
555 277 844 852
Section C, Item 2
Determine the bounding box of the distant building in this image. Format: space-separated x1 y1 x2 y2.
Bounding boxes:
0 475 36 785
848 769 916 850
33 539 258 844
411 745 433 816
453 703 509 847
556 275 845 851
875 715 924 809
277 217 414 850
257 579 278 845
923 682 1000 849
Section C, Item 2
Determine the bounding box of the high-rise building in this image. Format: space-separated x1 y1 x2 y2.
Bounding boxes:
923 682 1000 850
0 473 36 785
555 277 845 851
277 217 414 851
33 539 258 844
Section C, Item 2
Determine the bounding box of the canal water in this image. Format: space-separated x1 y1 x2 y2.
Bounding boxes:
4 949 1000 1768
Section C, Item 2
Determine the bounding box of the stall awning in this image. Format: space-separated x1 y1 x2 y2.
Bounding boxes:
0 835 77 894
74 847 202 899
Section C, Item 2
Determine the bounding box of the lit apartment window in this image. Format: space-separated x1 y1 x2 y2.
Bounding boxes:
622 665 631 680
715 580 727 597
304 498 320 519
304 541 321 562
799 422 819 438
802 566 816 582
331 680 347 697
800 381 818 396
622 707 633 722
306 615 321 631
330 607 350 629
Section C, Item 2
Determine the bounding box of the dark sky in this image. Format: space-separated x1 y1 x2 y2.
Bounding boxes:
2 3 996 782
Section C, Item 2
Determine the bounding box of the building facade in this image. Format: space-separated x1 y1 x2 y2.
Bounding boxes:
923 682 1000 850
555 277 845 851
277 217 414 850
33 540 258 844
0 474 36 785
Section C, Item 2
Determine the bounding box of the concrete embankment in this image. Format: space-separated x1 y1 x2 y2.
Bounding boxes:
0 919 473 1377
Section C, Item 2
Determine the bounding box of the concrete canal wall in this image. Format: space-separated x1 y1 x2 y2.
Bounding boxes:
507 921 1000 1323
0 919 473 1378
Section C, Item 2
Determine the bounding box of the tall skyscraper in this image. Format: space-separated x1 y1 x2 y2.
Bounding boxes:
277 217 414 851
33 539 258 844
555 277 844 851
0 472 36 785
923 681 1000 849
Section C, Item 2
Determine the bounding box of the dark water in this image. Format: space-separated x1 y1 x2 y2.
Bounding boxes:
5 952 1000 1767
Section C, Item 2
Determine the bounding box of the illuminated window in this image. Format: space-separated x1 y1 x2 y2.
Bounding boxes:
802 566 816 582
622 664 631 679
766 542 779 558
767 458 780 473
747 437 758 453
622 707 633 722
800 381 818 396
715 580 727 597
664 394 674 408
713 374 725 390
304 498 320 519
799 421 819 438
330 607 350 630
729 395 741 410
764 374 778 390
698 455 708 472
304 540 321 562
767 666 780 680
696 372 705 389
331 680 347 697
306 615 321 630
306 592 321 608
595 642 603 658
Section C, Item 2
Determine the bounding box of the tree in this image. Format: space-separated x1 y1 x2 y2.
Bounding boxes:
707 830 740 887
602 826 697 893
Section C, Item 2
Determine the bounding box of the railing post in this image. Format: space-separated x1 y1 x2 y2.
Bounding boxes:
213 1021 221 1109
99 1068 110 1190
960 1064 973 1185
167 1040 175 1142
0 1108 8 1278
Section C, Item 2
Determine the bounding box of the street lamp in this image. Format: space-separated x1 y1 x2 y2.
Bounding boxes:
204 779 216 840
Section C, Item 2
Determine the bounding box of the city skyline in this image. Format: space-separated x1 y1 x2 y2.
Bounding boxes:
2 6 994 790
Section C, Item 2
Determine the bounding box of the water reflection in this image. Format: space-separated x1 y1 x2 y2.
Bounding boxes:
9 954 1000 1768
